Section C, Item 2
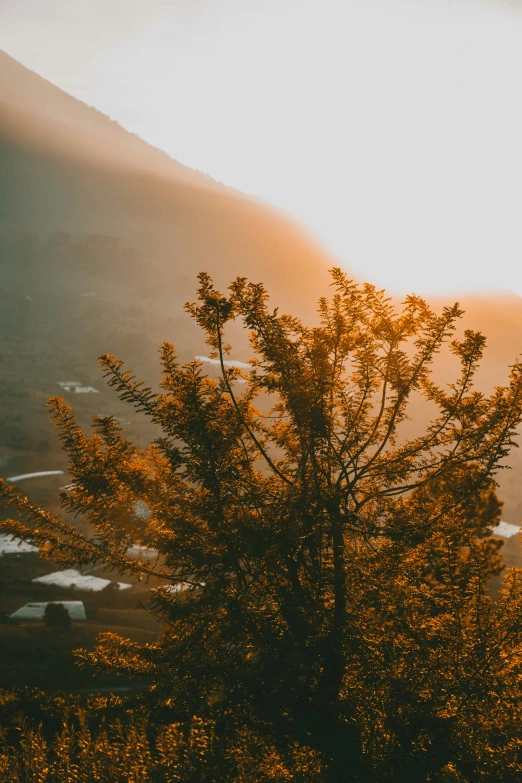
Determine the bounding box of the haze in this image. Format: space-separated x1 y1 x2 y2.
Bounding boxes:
2 0 522 296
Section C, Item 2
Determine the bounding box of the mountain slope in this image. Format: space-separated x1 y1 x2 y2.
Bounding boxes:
0 50 333 309
0 50 215 186
1 51 522 534
0 51 334 508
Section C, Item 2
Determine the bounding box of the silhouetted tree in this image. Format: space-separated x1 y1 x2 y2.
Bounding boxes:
2 269 522 781
44 602 71 629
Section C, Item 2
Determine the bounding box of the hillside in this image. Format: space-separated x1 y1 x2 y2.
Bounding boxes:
0 50 332 307
0 50 342 567
1 48 522 538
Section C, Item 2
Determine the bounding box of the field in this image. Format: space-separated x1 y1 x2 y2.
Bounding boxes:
0 545 163 692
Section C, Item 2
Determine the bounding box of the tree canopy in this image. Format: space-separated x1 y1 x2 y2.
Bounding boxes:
43 602 71 629
2 269 522 781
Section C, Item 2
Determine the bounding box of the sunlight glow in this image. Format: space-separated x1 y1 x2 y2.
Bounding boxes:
2 0 522 295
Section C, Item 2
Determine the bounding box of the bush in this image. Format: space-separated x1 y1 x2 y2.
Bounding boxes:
43 603 71 630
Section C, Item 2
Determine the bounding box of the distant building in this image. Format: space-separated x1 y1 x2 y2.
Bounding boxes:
127 544 158 560
56 381 99 394
10 601 87 622
0 533 39 557
491 521 520 539
33 568 131 592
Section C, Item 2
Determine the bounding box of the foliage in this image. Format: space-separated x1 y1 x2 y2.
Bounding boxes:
0 689 219 783
2 269 522 781
44 603 72 629
0 689 320 782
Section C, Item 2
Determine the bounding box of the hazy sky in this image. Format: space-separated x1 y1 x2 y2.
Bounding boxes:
2 0 522 296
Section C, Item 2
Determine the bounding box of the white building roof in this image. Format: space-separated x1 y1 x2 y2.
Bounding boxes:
72 386 99 394
153 582 205 595
152 583 190 595
32 568 131 592
6 471 64 483
10 601 87 621
127 544 158 560
0 534 39 555
491 521 520 539
56 381 99 393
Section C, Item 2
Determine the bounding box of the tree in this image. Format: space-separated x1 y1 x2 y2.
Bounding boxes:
2 269 522 781
44 602 71 629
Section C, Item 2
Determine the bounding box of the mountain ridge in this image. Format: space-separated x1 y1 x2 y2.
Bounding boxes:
0 49 220 191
